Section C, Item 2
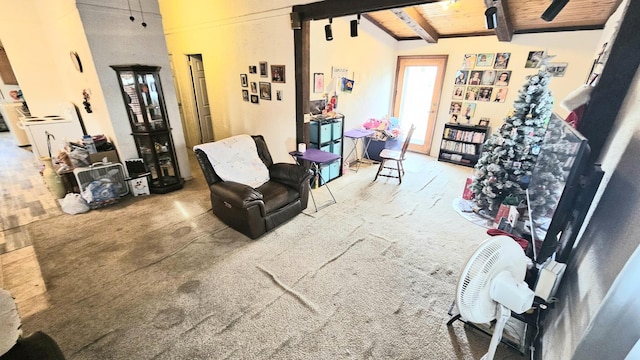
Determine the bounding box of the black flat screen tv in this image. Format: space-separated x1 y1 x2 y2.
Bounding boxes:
526 113 595 265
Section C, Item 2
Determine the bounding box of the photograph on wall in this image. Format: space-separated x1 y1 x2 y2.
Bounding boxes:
450 113 459 123
250 95 259 104
313 73 324 93
242 89 249 102
462 102 476 118
547 62 568 77
259 62 268 77
454 70 468 85
494 52 510 69
450 101 462 115
492 87 508 102
452 86 465 100
259 82 272 100
276 90 282 101
525 51 545 68
249 65 257 74
478 87 493 102
468 70 483 85
462 54 477 69
465 86 480 101
271 65 285 83
250 82 257 93
494 70 512 86
240 74 248 87
476 53 495 67
341 77 354 93
481 70 497 85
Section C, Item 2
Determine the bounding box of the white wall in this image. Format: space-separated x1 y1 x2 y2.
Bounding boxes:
76 0 191 179
397 31 602 157
309 17 398 135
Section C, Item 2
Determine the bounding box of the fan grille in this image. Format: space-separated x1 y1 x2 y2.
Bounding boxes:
456 236 526 323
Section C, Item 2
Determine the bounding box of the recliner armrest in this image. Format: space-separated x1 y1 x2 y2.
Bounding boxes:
269 163 312 188
210 181 263 208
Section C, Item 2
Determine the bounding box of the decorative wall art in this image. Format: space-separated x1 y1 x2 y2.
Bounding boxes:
259 62 268 77
271 65 285 83
492 88 508 102
462 54 477 69
313 73 324 93
454 70 469 85
494 71 511 86
240 74 248 87
341 78 354 93
525 51 545 68
250 82 257 93
259 82 271 100
476 53 494 67
494 53 510 69
242 90 249 101
251 95 259 104
547 62 568 77
276 90 282 101
453 86 465 100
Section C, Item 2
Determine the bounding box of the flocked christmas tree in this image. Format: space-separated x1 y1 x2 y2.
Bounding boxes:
469 69 554 215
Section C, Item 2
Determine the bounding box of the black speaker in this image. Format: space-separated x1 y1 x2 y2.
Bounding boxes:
485 7 497 30
350 19 358 37
325 24 333 41
541 0 570 22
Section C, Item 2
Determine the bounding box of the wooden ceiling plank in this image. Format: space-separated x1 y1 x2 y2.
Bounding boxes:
484 0 513 41
390 7 439 43
293 0 439 21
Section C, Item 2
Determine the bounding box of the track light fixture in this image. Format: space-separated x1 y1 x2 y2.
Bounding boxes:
541 0 570 22
485 6 498 30
325 18 333 41
350 14 361 37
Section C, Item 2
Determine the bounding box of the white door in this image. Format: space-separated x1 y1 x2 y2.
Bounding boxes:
188 54 213 144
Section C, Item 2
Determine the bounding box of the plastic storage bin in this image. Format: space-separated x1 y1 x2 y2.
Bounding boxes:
310 120 333 144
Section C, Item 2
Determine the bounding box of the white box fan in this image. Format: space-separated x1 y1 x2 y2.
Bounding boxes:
455 235 535 360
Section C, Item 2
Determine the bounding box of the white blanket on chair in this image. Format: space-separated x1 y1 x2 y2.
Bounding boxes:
194 135 270 188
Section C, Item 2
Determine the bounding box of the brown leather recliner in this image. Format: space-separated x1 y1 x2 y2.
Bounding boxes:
194 135 312 239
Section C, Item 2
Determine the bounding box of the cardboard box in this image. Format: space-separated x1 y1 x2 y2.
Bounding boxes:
89 150 120 165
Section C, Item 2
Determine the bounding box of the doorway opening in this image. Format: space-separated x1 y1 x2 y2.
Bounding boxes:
393 55 447 155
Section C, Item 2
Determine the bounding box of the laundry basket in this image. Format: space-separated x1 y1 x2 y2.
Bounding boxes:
73 162 129 208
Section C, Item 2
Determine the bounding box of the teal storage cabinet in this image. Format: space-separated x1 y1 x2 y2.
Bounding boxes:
308 113 345 186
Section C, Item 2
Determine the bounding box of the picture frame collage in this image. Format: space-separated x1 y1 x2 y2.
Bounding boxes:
450 52 511 124
241 62 285 104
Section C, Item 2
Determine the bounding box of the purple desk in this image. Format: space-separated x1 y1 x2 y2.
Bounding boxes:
344 128 375 172
290 149 340 212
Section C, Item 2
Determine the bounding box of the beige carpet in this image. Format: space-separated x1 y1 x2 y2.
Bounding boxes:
19 152 525 359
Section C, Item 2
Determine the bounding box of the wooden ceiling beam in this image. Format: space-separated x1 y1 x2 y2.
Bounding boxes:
484 0 513 42
292 0 438 21
391 7 439 43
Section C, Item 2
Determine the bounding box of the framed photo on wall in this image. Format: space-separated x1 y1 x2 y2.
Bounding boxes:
250 82 257 93
494 53 511 69
259 82 271 100
250 95 259 104
271 65 285 83
240 74 248 87
242 89 249 101
259 62 268 77
476 53 495 67
313 73 324 93
478 118 490 127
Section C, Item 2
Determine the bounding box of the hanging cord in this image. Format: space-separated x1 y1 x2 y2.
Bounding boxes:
138 0 147 27
127 0 135 21
46 131 55 158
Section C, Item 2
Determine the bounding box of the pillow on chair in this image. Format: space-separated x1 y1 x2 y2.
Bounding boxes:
194 134 270 188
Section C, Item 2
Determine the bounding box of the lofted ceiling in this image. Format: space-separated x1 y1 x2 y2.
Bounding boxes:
363 0 623 42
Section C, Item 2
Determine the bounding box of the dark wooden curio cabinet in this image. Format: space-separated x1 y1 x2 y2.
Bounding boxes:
111 65 184 193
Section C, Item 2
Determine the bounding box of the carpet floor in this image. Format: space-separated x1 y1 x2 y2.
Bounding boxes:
17 152 526 359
